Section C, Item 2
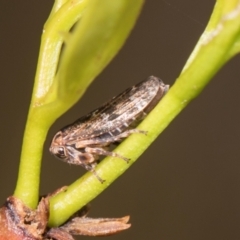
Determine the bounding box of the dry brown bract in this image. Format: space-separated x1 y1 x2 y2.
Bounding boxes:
4 195 130 240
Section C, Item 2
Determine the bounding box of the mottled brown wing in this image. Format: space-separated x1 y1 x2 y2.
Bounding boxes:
61 76 168 141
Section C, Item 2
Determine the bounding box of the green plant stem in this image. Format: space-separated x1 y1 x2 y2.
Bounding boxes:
48 0 240 226
14 0 88 208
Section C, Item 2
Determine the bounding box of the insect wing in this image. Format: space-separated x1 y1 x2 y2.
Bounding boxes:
61 76 168 142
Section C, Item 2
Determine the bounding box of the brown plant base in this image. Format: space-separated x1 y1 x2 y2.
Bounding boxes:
0 191 130 240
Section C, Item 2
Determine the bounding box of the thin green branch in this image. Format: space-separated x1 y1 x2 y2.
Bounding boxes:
14 0 89 208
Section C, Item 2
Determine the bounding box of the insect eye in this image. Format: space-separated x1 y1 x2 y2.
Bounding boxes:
55 147 66 159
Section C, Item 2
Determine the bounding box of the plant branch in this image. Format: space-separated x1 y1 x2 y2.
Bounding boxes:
48 0 240 226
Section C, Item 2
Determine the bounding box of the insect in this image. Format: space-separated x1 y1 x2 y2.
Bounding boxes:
49 76 169 183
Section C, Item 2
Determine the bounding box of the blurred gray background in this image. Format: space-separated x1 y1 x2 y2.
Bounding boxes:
1 1 240 239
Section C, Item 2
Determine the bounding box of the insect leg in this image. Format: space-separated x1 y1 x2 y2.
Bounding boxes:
85 147 130 163
85 164 105 183
111 128 147 141
67 147 105 183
